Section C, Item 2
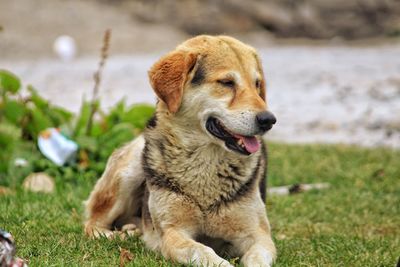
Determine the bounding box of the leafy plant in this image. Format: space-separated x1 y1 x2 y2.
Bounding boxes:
0 69 155 186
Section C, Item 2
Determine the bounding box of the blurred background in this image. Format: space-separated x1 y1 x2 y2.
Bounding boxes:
1 0 400 148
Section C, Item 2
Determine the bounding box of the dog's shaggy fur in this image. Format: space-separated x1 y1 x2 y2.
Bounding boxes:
84 35 277 267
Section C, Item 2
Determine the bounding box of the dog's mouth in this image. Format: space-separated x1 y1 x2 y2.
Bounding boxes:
206 117 260 155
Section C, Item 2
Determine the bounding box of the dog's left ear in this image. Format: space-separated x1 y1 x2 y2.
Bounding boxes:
148 51 198 113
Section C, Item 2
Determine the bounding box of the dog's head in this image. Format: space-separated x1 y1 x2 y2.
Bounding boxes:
148 35 276 156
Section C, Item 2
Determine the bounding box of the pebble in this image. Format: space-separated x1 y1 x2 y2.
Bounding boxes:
22 173 55 193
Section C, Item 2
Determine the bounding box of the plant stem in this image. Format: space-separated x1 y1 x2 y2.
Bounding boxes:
86 29 111 136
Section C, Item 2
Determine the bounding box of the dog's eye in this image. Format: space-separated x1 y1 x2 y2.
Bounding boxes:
217 79 235 88
255 79 261 89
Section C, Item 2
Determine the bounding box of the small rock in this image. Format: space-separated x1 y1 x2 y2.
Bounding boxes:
307 120 320 130
276 233 287 240
386 129 393 138
23 173 55 193
367 121 384 131
14 158 28 167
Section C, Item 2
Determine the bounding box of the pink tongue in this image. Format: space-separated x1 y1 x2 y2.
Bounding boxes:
239 135 260 153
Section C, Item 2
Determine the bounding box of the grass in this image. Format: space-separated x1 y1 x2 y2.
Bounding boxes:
1 142 399 266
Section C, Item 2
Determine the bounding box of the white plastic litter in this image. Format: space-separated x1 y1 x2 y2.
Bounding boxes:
53 35 77 61
38 128 78 166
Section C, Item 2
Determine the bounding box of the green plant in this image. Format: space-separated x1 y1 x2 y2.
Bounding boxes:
0 69 155 186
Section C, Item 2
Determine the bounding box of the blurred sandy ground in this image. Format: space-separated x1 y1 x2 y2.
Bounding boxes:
1 0 400 148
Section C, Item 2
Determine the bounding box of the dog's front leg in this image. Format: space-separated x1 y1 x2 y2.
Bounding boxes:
161 228 233 267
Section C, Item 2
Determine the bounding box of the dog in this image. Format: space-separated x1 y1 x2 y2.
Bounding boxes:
84 35 277 267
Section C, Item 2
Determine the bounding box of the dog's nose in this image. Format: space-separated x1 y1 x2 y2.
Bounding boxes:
256 111 277 131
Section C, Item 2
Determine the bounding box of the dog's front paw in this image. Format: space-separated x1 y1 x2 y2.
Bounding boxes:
241 245 273 267
87 224 141 240
202 258 233 267
191 246 234 267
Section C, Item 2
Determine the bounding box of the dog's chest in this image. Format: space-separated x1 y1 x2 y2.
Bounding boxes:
143 139 259 210
179 157 251 208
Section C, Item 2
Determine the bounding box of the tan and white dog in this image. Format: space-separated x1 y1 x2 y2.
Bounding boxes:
84 35 277 267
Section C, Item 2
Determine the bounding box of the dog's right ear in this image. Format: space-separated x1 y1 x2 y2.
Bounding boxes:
148 51 197 113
